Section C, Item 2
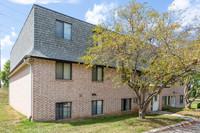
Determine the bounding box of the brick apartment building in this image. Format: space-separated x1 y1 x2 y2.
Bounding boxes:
8 5 185 121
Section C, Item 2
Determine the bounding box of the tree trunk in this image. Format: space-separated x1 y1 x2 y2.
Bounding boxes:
185 102 192 109
139 109 146 119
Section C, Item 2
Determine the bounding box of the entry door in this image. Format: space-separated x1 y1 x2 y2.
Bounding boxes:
171 96 175 107
152 95 159 111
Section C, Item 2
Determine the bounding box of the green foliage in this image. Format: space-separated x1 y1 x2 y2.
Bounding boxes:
190 73 200 98
81 0 200 90
162 107 183 113
80 0 200 118
0 60 10 87
197 103 200 108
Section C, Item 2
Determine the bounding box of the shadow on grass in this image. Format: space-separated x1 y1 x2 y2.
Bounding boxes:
162 106 185 113
35 113 180 127
40 113 139 126
125 116 185 128
163 106 200 113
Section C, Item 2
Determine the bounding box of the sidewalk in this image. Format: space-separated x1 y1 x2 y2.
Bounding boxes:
143 111 200 133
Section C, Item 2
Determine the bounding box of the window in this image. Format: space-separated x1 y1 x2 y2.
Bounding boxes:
56 102 71 120
92 66 103 81
92 100 103 115
180 95 184 104
133 98 138 103
56 62 72 80
92 32 103 46
121 99 131 111
162 96 170 105
56 20 71 40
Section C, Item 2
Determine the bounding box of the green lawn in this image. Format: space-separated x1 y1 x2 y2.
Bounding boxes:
191 100 200 109
0 88 8 105
163 106 200 119
0 88 185 133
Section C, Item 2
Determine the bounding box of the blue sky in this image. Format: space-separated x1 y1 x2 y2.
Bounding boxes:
0 0 199 70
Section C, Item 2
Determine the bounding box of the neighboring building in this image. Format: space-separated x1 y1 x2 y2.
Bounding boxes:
8 5 185 121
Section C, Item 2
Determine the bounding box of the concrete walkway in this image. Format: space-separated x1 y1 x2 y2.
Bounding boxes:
143 111 200 133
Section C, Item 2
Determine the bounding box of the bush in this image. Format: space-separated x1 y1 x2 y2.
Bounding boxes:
197 103 200 108
162 107 169 111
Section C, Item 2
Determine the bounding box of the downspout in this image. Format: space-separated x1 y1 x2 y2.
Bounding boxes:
23 59 32 121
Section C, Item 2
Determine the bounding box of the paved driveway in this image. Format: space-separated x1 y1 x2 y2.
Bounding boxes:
145 111 200 133
162 122 200 133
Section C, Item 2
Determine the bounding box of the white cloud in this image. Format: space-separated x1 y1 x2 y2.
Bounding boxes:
9 0 80 4
1 27 17 49
1 35 13 48
9 0 36 4
11 27 15 31
67 0 80 4
168 0 190 11
11 27 16 37
11 32 16 37
168 0 200 27
85 3 116 25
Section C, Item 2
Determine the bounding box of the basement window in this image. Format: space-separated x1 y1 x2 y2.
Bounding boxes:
56 102 71 120
121 99 131 111
92 100 103 115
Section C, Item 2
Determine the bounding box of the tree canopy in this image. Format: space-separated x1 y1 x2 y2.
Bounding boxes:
184 73 200 109
81 0 200 119
1 60 10 88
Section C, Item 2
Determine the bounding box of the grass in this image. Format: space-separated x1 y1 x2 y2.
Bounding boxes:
0 88 8 105
0 88 186 133
191 100 200 109
162 106 200 119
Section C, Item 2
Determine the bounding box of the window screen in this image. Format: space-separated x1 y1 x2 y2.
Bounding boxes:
92 66 103 81
92 100 103 115
56 62 63 79
121 99 131 111
56 21 63 38
180 95 184 104
56 62 71 80
64 23 71 40
56 102 71 120
56 20 71 40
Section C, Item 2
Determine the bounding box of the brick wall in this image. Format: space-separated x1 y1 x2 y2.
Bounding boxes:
32 58 144 121
9 65 32 117
9 58 185 121
159 85 185 110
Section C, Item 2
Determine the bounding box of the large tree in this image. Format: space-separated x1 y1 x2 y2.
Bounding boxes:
184 73 200 109
1 60 10 88
81 0 200 119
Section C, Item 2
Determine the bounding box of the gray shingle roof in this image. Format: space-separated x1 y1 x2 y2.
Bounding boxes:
10 4 95 70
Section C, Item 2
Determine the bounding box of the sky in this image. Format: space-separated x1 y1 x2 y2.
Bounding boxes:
0 0 199 70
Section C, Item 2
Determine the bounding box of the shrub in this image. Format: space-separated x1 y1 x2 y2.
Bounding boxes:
162 107 169 111
197 103 200 108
